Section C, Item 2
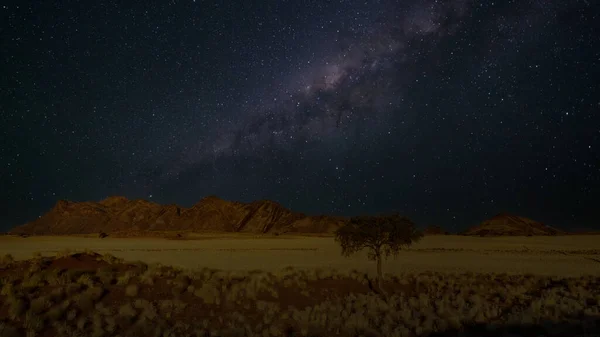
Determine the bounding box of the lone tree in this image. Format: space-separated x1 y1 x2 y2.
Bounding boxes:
334 213 423 292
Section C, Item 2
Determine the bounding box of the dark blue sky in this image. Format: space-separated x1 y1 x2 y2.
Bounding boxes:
1 0 598 232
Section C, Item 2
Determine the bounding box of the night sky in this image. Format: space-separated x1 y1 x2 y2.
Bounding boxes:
1 0 599 232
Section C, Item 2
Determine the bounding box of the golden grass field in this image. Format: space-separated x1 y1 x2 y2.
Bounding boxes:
1 234 600 336
1 234 599 276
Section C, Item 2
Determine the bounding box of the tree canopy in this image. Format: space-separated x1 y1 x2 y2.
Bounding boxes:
335 213 423 294
335 213 423 260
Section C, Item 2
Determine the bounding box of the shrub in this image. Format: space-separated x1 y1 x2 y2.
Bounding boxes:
76 316 88 331
1 281 14 296
29 296 52 314
43 269 67 286
118 303 137 318
77 273 95 287
194 283 220 304
0 254 15 265
125 284 139 297
139 271 155 285
66 283 83 296
85 286 105 302
100 253 122 265
134 299 158 320
117 270 139 285
74 293 95 312
173 274 191 288
130 260 149 273
96 269 115 286
0 322 20 337
8 297 27 319
66 308 78 321
65 269 86 283
23 312 44 332
94 302 114 317
21 273 44 290
46 302 68 321
158 299 188 315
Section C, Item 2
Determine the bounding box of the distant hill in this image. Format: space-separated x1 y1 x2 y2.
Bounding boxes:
566 228 600 235
462 213 565 236
10 196 348 236
423 225 450 235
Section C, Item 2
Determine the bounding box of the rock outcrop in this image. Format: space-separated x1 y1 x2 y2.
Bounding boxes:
462 213 565 236
11 196 348 236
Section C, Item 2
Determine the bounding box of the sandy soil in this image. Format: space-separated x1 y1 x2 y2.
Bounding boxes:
1 235 599 276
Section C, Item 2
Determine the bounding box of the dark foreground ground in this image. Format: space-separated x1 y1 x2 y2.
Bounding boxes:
0 252 599 337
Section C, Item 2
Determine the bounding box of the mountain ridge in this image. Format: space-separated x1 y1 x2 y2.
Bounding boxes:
10 196 348 236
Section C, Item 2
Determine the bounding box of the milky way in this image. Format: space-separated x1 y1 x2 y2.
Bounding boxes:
161 0 473 180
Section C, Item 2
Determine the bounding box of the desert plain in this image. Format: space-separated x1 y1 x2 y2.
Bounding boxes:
1 234 600 276
1 234 600 337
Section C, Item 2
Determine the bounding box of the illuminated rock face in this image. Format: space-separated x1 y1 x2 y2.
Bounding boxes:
11 196 348 235
463 213 565 237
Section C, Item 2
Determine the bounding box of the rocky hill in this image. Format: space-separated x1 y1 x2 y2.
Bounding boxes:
423 225 450 235
10 196 348 236
462 213 565 236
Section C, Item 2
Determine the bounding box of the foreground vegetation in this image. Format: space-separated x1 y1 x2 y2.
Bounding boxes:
0 251 599 337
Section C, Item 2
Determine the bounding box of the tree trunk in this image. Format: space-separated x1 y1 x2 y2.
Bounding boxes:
376 251 386 296
376 254 382 285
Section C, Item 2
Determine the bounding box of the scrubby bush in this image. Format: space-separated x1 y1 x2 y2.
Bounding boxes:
0 253 15 265
0 249 599 337
125 284 139 297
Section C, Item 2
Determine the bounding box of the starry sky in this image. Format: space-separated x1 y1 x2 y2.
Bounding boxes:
1 0 599 232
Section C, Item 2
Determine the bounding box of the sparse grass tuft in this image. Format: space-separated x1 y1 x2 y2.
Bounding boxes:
0 322 20 337
43 269 68 286
21 272 44 290
65 269 86 283
77 273 95 287
8 296 28 320
66 282 83 296
23 311 44 332
173 273 191 288
116 270 139 285
158 299 188 316
118 303 137 319
29 296 52 314
194 283 220 304
1 281 15 296
85 286 106 302
96 268 115 286
134 299 158 320
132 260 149 272
46 300 70 321
66 308 78 321
100 253 123 265
74 292 96 312
125 284 139 297
55 248 72 258
0 253 15 266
